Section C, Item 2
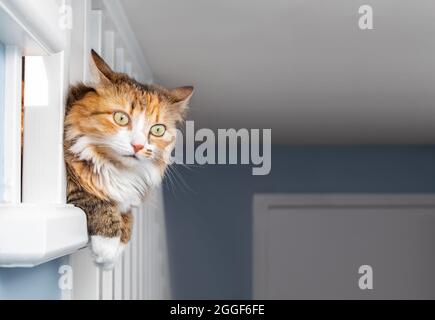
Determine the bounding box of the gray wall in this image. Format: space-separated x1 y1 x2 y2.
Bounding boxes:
163 146 435 299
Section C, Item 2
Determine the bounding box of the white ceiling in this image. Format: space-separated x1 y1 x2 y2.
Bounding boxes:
122 0 435 144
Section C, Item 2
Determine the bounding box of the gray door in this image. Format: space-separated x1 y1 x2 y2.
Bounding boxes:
253 194 435 299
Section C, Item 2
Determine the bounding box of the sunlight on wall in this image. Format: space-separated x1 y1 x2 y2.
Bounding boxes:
24 56 48 107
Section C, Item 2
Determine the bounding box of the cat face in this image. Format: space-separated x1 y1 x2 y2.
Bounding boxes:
65 50 193 171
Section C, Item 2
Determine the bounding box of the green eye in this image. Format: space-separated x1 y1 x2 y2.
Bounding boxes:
113 111 129 126
150 124 166 137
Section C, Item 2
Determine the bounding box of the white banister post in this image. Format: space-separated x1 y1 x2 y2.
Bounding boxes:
103 31 115 68
0 0 88 270
2 46 22 204
69 0 101 300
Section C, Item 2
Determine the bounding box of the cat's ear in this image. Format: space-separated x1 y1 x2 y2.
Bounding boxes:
170 86 194 107
90 49 114 85
168 86 194 122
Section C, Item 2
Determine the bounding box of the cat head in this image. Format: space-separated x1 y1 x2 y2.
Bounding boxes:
65 50 193 172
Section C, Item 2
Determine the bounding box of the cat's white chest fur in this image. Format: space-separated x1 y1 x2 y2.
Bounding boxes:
99 161 162 213
69 136 162 212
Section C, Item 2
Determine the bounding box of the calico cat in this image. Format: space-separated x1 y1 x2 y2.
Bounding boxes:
64 50 193 269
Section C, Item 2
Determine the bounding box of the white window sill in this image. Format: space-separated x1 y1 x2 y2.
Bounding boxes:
0 203 88 267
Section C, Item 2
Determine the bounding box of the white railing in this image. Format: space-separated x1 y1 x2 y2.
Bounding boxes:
0 0 170 300
68 0 170 300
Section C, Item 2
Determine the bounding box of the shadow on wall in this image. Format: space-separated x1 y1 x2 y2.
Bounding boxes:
163 145 435 299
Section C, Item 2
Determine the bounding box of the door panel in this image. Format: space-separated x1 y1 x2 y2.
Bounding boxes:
254 194 435 299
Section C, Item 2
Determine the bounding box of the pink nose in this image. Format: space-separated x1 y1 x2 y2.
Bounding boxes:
132 144 144 153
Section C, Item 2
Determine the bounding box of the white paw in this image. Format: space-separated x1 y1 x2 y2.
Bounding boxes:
91 235 123 269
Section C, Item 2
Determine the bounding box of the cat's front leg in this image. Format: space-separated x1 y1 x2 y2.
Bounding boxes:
120 212 133 244
83 201 125 269
92 211 134 269
91 235 121 269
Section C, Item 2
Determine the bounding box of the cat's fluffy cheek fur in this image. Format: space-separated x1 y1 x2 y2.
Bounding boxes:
91 235 124 269
70 136 163 212
108 129 136 158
